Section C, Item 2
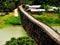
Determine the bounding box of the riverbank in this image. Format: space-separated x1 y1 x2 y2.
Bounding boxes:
0 25 28 45
33 14 60 34
33 13 60 26
0 12 21 28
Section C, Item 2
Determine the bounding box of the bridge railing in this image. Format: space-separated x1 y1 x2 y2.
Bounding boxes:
18 5 60 45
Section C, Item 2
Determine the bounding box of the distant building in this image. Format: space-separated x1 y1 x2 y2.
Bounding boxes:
48 9 54 11
50 7 60 10
26 5 42 12
26 5 41 8
26 5 60 13
30 9 45 12
28 5 41 8
26 5 30 7
48 7 60 12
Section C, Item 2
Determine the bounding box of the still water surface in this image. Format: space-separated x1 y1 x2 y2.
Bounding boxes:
52 26 60 34
0 25 27 45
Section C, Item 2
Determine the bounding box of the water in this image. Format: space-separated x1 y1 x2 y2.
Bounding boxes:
52 26 60 34
0 25 27 45
0 25 60 45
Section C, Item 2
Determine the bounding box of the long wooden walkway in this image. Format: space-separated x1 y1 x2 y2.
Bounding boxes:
18 5 60 45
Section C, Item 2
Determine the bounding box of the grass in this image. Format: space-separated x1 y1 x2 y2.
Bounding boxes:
33 13 60 26
0 12 38 45
0 12 21 28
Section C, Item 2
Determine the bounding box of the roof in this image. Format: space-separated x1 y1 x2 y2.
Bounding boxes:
29 5 41 8
50 7 60 10
48 9 54 11
30 9 45 12
26 5 41 8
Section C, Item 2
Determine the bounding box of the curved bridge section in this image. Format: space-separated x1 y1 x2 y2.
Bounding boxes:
18 5 60 45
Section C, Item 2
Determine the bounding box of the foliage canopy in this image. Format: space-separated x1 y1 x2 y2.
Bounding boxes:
0 0 60 12
5 37 35 45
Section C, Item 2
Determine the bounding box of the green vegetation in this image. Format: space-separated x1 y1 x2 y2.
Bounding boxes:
0 13 21 28
0 0 60 45
0 0 60 12
41 5 50 12
32 0 60 6
5 37 35 45
33 13 60 26
56 9 60 18
4 16 21 25
0 0 33 12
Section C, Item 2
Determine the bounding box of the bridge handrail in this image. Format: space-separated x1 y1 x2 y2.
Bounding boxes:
18 5 60 44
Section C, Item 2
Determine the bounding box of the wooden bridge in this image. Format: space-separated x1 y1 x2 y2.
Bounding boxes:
18 5 60 45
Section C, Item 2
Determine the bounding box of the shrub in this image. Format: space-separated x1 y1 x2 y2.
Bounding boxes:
55 18 60 24
0 12 21 28
57 9 60 18
0 13 22 25
5 37 35 45
4 15 21 25
5 16 21 25
41 4 49 12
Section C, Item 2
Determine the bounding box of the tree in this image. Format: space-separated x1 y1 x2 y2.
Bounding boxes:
32 0 60 6
0 0 59 12
5 37 35 45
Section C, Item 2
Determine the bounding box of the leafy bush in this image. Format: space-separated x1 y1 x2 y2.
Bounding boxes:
5 37 35 45
4 16 21 25
0 12 21 28
0 14 21 25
